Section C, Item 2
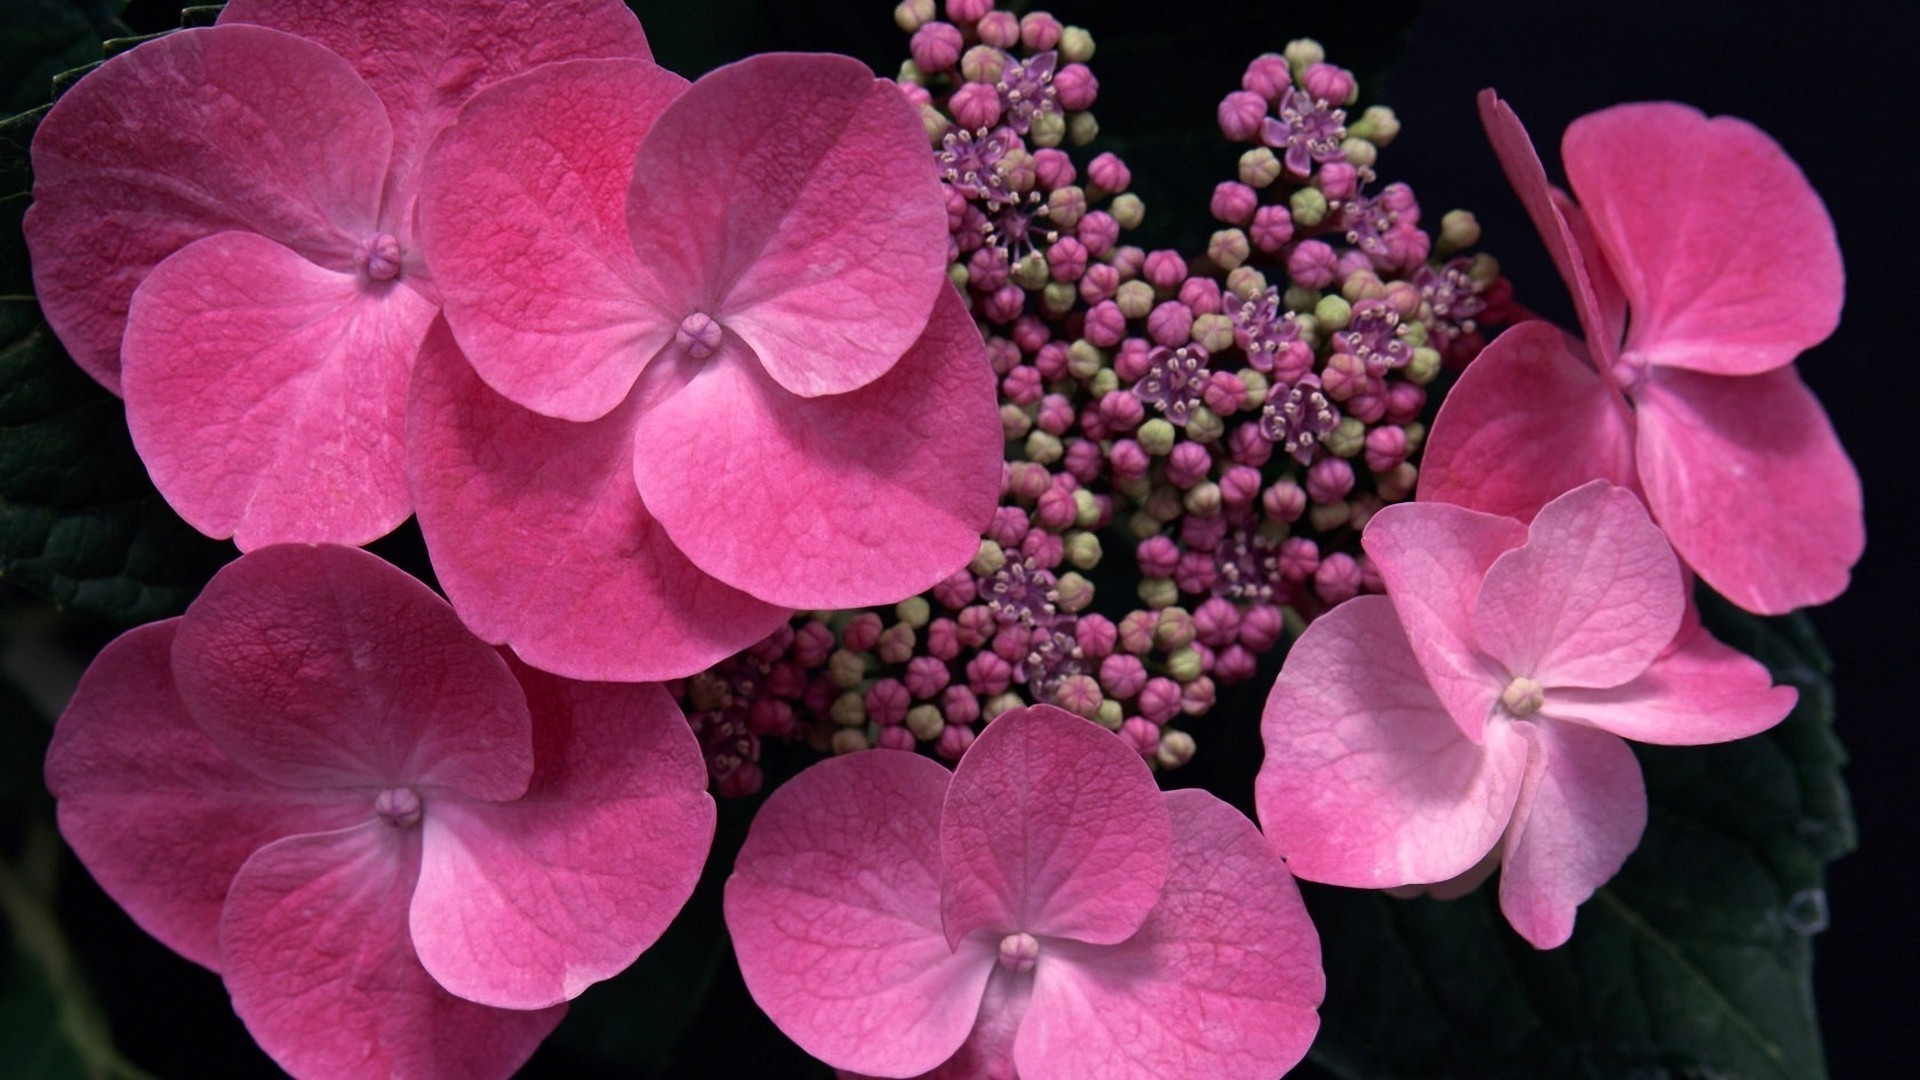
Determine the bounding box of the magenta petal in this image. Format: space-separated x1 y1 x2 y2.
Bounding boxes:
24 25 391 390
1498 722 1645 950
122 233 431 549
1564 102 1844 377
1362 501 1527 742
726 751 993 1077
45 621 365 971
221 0 649 232
1473 482 1683 689
1014 790 1322 1080
1417 321 1638 525
172 545 533 799
420 58 690 420
222 824 564 1080
407 321 791 681
1257 596 1529 887
1634 365 1864 614
941 705 1172 949
626 53 948 398
634 287 1000 608
411 669 713 1009
1546 624 1796 745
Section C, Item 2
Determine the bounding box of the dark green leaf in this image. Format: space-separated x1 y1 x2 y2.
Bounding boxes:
0 0 127 115
1303 599 1852 1078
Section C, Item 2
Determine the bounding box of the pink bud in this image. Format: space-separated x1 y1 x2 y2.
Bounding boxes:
1202 371 1247 415
748 698 794 737
748 623 794 663
975 8 1019 47
1214 644 1258 684
1033 340 1071 380
1031 148 1075 190
932 568 977 610
1063 437 1105 484
1179 512 1227 551
1314 552 1363 604
1241 52 1292 101
1239 603 1283 651
1219 464 1262 505
1180 675 1216 716
1037 393 1076 435
717 762 763 799
950 81 1003 130
792 620 835 666
1120 716 1160 756
1146 301 1193 347
1165 440 1213 489
966 651 1014 696
968 247 1009 291
1263 479 1307 522
1020 529 1064 569
1137 677 1181 724
1020 11 1063 50
1217 90 1269 142
1287 239 1338 289
1320 350 1366 402
1249 205 1294 253
876 726 917 752
945 0 991 24
926 618 961 660
1087 152 1131 196
1119 609 1158 654
1009 460 1051 501
1306 456 1355 503
1143 250 1187 291
1075 614 1117 660
956 605 995 647
1385 381 1426 425
843 612 884 652
905 656 952 699
1076 209 1121 256
1113 337 1153 382
942 685 981 726
1315 161 1359 202
1083 299 1126 347
1046 235 1088 281
866 679 911 726
1054 63 1099 111
1034 485 1077 531
1107 437 1150 479
1077 261 1120 304
1210 180 1259 225
1271 339 1315 384
987 506 1030 549
1178 276 1223 314
766 662 807 700
1099 391 1146 434
1110 245 1146 279
910 22 964 72
982 284 1025 324
1278 536 1320 582
1364 425 1409 473
1174 551 1216 595
1051 674 1103 717
1000 362 1042 405
1136 534 1180 578
1192 597 1242 647
1228 423 1273 467
1302 62 1355 105
935 722 976 761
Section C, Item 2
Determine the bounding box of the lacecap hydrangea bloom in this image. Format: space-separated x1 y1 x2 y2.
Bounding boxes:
1257 481 1796 948
410 51 1002 682
1418 94 1862 614
726 702 1323 1079
24 0 650 549
44 544 714 1078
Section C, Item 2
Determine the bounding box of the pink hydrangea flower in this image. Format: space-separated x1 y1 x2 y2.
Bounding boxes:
1257 482 1796 948
44 544 714 1078
23 0 649 549
410 52 1002 682
1417 94 1862 614
726 703 1323 1079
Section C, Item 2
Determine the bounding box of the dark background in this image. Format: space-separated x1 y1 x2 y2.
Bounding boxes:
18 0 1917 1075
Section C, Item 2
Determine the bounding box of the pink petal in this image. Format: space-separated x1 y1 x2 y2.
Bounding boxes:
406 320 792 681
725 750 994 1078
1633 365 1864 614
1417 321 1638 525
1361 501 1527 743
1014 790 1322 1080
24 25 391 391
45 621 365 971
1473 481 1684 690
1498 722 1645 949
915 967 1033 1080
410 666 714 1009
625 53 948 398
941 705 1172 949
633 286 1000 609
1545 623 1796 745
121 232 432 549
221 823 564 1080
1475 90 1623 373
1256 596 1530 887
1564 102 1844 377
221 0 649 236
171 544 533 800
419 58 690 421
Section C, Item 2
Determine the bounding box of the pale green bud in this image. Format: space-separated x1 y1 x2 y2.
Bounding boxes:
1137 576 1178 609
1403 421 1427 455
894 0 934 33
1348 104 1399 146
1284 38 1325 77
895 595 931 629
920 103 949 143
1167 646 1204 683
1184 406 1224 444
1191 312 1235 353
1469 252 1502 286
1054 572 1094 613
1208 229 1249 271
1284 287 1319 316
1072 488 1101 528
1030 110 1066 148
970 539 1006 577
1128 509 1162 539
1339 136 1377 169
831 727 869 755
1225 266 1268 300
1012 251 1049 290
1438 209 1481 255
984 692 1025 721
1378 462 1418 502
1115 279 1155 318
1025 429 1063 465
1238 368 1269 403
831 690 867 727
1059 25 1095 63
897 59 927 86
1314 293 1352 330
1239 147 1282 188
1000 402 1032 440
1325 416 1366 458
1156 729 1196 769
906 704 944 742
1088 367 1119 398
1110 192 1145 230
1289 187 1328 228
1065 530 1103 569
1042 281 1077 317
1138 418 1176 456
1067 339 1104 379
1399 319 1429 348
1068 111 1100 146
1095 699 1124 730
1184 481 1222 517
947 262 970 291
1341 269 1385 303
1144 485 1183 524
1407 346 1442 385
829 649 868 690
1047 185 1087 230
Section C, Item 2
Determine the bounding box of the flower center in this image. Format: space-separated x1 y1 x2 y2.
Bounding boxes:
675 312 724 360
373 786 423 828
1610 349 1651 397
997 932 1040 974
359 232 403 282
1500 676 1545 717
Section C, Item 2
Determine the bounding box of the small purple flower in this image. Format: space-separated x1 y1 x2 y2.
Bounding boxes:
997 49 1059 133
1260 379 1341 464
1133 344 1211 425
1263 88 1347 177
1212 529 1286 604
1229 287 1303 373
937 126 1018 204
1333 299 1414 375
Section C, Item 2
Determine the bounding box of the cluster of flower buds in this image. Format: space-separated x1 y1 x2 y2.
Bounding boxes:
670 1 1511 796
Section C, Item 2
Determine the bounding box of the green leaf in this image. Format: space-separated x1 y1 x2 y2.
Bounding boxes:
0 107 233 627
1302 599 1853 1079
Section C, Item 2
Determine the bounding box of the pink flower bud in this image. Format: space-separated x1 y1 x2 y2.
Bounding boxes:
1242 52 1292 101
935 722 975 761
1320 351 1365 401
1113 337 1153 382
875 726 916 752
1099 392 1146 436
1082 299 1127 347
1214 643 1259 684
1287 239 1337 289
1302 62 1355 105
956 605 995 647
1075 614 1117 660
1180 675 1216 716
1278 536 1320 582
967 651 1014 696
1063 437 1105 484
1228 423 1273 467
1051 674 1103 718
1076 209 1121 256
1334 249 1372 285
932 569 977 611
1385 381 1426 425
866 679 911 726
905 655 952 700
1270 339 1314 384
1107 437 1150 479
1174 551 1216 595
1000 362 1042 405
748 698 794 737
1316 160 1359 202
1236 603 1281 651
1263 479 1307 522
1137 677 1181 724
1143 250 1187 291
975 8 1020 47
792 620 835 666
1210 180 1259 226
1020 11 1063 50
1135 534 1179 578
1086 153 1131 197
982 284 1025 324
1178 276 1223 314
1314 551 1363 604
1054 63 1098 111
1146 301 1193 347
1115 716 1157 756
1110 245 1146 279
1037 393 1076 435
717 762 763 799
1217 90 1268 142
941 684 981 726
1192 597 1242 647
843 612 884 652
1306 456 1355 503
1245 205 1293 255
1034 485 1076 532
1046 235 1088 282
945 0 991 24
949 81 1003 130
968 248 1009 292
926 618 961 660
1364 425 1409 473
1009 460 1051 502
1020 529 1064 569
987 506 1030 550
1179 512 1227 551
1202 371 1247 415
1219 464 1262 505
1119 609 1158 654
749 623 795 663
1165 440 1213 489
1077 262 1120 304
1032 339 1070 379
910 22 964 72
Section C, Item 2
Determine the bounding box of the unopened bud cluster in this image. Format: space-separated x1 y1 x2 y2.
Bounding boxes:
672 5 1510 796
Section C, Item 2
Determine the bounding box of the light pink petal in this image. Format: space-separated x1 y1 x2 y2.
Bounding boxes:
222 0 649 237
1552 190 1629 348
634 286 1000 608
1498 722 1645 949
411 667 713 1009
914 966 1033 1080
45 621 366 971
1473 481 1683 689
419 58 690 421
1565 102 1844 377
626 53 948 398
1417 321 1638 525
1256 596 1530 887
171 544 533 799
121 233 432 550
1014 790 1322 1080
1475 90 1623 373
941 705 1172 949
1634 365 1863 614
23 24 390 391
406 320 792 682
725 750 994 1078
221 823 564 1080
1361 501 1527 743
1546 623 1796 745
